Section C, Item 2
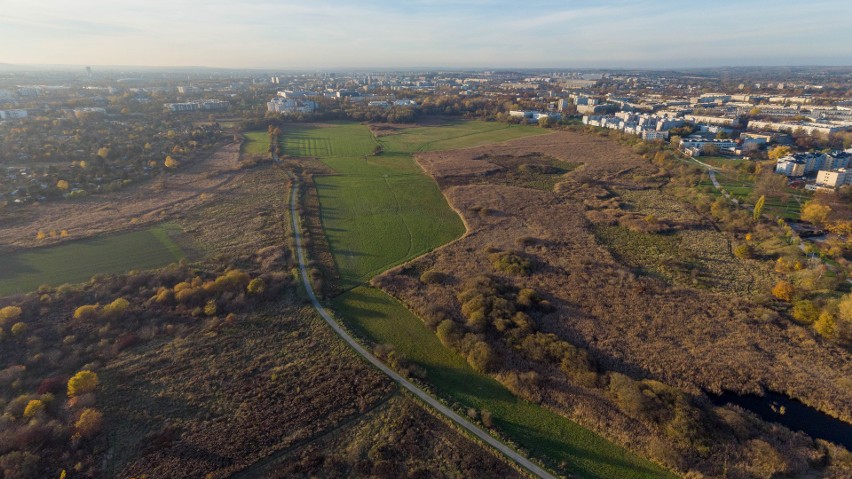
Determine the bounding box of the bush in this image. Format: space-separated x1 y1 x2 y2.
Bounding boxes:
467 341 498 373
419 270 447 285
101 297 129 320
435 320 461 348
204 300 217 316
246 277 266 295
68 370 99 397
772 281 795 302
0 306 22 324
489 251 532 275
10 322 26 336
22 399 45 419
74 408 103 439
733 244 754 260
791 300 819 324
73 304 99 321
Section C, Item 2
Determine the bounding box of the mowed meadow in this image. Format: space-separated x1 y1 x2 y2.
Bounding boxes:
281 121 547 289
0 223 190 295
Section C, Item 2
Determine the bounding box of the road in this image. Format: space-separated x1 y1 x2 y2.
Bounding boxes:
288 181 556 479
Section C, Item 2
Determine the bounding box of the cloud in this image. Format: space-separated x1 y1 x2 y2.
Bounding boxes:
0 0 850 68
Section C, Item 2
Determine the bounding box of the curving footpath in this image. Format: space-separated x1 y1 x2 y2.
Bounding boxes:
289 181 556 479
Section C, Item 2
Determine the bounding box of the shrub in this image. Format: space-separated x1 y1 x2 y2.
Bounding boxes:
22 399 45 419
74 408 103 439
733 244 754 260
489 251 532 275
791 300 819 325
204 300 218 316
10 322 26 336
435 320 462 348
0 306 22 324
467 341 497 373
73 304 99 321
101 298 129 320
419 270 447 285
772 281 795 302
814 311 836 338
246 277 266 295
68 370 99 397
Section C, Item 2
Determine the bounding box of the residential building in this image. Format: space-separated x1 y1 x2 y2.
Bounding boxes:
267 97 316 114
815 169 852 189
747 120 850 136
642 130 668 141
0 109 28 120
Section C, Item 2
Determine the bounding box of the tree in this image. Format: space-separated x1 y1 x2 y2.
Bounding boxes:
56 179 70 190
164 156 179 168
97 147 110 159
753 195 765 222
35 230 46 241
768 146 792 160
814 311 836 338
669 135 682 149
791 300 819 324
772 280 795 302
68 370 99 397
800 200 831 226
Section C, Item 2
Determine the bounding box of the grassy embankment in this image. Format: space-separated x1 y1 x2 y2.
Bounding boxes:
286 121 676 478
0 224 189 296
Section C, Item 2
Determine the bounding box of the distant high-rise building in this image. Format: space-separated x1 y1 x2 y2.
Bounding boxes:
86 66 93 77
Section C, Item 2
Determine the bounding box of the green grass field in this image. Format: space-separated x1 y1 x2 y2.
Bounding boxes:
281 121 545 289
0 224 189 295
241 130 271 156
331 286 676 479
700 170 810 219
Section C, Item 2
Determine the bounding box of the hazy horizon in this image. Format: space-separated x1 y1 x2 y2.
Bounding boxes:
2 0 851 70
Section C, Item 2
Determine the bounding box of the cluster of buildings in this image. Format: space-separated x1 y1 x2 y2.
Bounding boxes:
0 109 28 120
164 99 229 112
508 110 561 122
265 88 419 114
775 149 852 190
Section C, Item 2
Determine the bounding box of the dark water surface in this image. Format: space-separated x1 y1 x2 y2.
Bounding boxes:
711 391 852 449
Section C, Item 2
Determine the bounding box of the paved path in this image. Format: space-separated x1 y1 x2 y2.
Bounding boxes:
289 181 556 479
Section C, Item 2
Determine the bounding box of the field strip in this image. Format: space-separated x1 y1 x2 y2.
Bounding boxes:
290 180 556 479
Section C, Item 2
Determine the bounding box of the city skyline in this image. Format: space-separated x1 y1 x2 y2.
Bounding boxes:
2 0 851 70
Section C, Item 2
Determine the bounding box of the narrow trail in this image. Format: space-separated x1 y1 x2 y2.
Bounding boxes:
289 180 556 479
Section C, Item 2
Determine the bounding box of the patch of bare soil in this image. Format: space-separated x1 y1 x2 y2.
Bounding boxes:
0 141 246 253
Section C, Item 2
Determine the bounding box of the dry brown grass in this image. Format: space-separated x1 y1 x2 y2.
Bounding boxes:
0 141 247 253
374 129 852 476
255 395 525 479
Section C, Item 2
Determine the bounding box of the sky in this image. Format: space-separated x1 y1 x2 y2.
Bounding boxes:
1 0 851 69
